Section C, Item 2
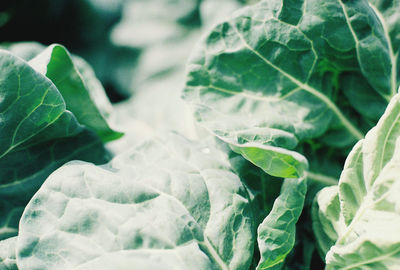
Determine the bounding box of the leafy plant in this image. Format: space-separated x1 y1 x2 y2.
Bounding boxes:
1 0 400 269
0 44 120 240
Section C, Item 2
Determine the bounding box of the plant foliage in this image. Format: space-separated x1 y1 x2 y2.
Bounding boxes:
1 0 400 269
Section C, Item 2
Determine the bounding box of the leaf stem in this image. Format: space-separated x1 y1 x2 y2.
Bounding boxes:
202 237 229 270
307 171 338 186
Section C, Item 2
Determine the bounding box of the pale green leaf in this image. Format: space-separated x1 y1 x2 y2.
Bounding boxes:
16 134 254 270
311 186 343 258
257 177 307 269
315 94 400 268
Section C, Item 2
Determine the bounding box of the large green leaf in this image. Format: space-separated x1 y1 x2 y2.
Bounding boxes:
313 93 400 268
183 0 399 178
16 133 254 270
0 49 110 240
0 237 18 270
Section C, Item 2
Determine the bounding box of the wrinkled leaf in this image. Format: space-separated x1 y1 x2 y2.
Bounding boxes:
16 133 254 270
257 177 307 270
183 0 400 178
0 49 110 239
314 93 400 268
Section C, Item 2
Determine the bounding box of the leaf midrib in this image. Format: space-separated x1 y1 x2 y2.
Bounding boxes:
0 86 65 160
228 19 364 141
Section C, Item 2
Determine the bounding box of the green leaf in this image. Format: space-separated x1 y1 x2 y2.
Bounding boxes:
16 133 254 270
257 177 307 270
0 237 18 270
314 93 400 268
183 0 399 178
230 144 308 178
0 49 110 240
29 44 123 142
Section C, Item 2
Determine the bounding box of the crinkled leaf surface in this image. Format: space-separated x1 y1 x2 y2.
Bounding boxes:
224 146 308 270
16 133 254 270
314 93 400 269
257 177 307 270
0 49 110 239
0 237 17 270
183 0 400 178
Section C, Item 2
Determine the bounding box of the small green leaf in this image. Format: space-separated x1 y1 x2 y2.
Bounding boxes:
257 177 307 269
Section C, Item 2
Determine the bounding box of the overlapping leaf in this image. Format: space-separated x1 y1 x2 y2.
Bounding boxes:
16 133 254 270
313 93 400 269
0 46 115 239
29 44 122 142
183 0 399 178
257 177 307 270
